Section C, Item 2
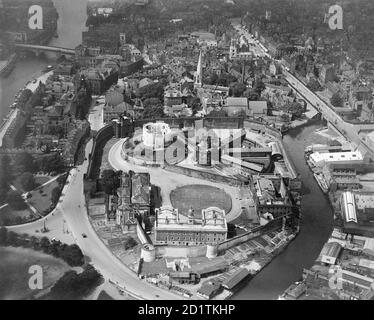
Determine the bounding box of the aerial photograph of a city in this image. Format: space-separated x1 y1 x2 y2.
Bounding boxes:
1 0 374 307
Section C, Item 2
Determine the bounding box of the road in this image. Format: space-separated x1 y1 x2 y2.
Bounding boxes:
232 21 374 159
89 96 105 131
11 139 183 300
9 100 183 299
108 139 249 223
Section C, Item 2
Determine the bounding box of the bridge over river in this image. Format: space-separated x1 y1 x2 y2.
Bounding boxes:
14 44 75 57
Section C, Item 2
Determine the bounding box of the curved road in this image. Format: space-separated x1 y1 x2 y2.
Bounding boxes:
11 139 183 300
108 139 252 223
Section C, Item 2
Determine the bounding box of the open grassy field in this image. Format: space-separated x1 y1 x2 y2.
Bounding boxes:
170 184 232 217
0 206 34 224
28 179 59 215
0 247 71 300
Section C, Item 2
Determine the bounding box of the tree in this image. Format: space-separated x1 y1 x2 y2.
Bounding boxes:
101 169 120 195
190 97 202 114
61 244 84 266
136 82 164 100
0 154 12 181
57 174 67 186
230 83 246 97
14 152 36 174
143 98 161 109
244 88 260 101
6 231 18 245
51 187 61 205
20 172 36 192
49 264 102 299
217 73 237 87
253 77 266 95
0 164 9 203
0 227 8 246
36 154 65 174
307 78 322 92
142 105 165 119
6 191 27 210
286 102 304 119
331 93 344 108
29 235 40 250
204 72 219 85
39 237 52 254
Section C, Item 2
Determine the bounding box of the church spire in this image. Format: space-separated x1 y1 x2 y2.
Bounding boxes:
194 50 203 89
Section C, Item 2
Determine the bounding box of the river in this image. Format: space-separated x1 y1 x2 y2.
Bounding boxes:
0 0 88 123
233 122 334 300
0 1 334 300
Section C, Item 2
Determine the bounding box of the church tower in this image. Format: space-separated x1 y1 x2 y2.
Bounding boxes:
194 51 203 89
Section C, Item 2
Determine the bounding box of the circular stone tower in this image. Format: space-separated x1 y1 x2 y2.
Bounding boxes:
206 243 219 259
140 244 156 262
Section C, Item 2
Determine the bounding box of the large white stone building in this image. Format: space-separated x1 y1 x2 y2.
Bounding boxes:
154 206 227 246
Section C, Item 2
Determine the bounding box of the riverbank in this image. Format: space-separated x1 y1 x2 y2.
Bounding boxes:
0 0 87 126
0 53 17 78
233 121 334 300
0 71 53 148
280 123 374 300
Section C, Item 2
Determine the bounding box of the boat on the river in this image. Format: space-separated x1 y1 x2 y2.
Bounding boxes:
313 172 329 193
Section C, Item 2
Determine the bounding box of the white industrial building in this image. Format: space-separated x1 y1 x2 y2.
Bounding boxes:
309 151 364 168
341 191 358 223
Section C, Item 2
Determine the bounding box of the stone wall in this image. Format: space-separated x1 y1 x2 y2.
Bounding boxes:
217 218 283 253
86 124 114 179
163 163 245 186
155 244 207 258
136 220 150 245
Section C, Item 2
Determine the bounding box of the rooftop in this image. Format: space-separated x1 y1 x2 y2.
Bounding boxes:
226 97 248 107
155 206 227 232
222 268 250 290
355 193 374 210
310 151 363 164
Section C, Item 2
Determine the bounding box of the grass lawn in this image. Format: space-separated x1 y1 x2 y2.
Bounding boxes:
170 184 232 217
11 175 51 194
0 206 34 224
0 247 71 300
28 180 60 215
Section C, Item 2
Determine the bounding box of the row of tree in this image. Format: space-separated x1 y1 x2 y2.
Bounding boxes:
47 264 103 300
0 227 84 267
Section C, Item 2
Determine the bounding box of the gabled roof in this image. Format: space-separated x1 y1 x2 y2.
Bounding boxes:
226 97 248 107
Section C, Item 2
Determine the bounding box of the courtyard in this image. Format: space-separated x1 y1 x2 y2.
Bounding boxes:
170 184 232 217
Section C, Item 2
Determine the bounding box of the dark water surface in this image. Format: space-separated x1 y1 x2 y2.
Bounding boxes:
233 123 334 300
